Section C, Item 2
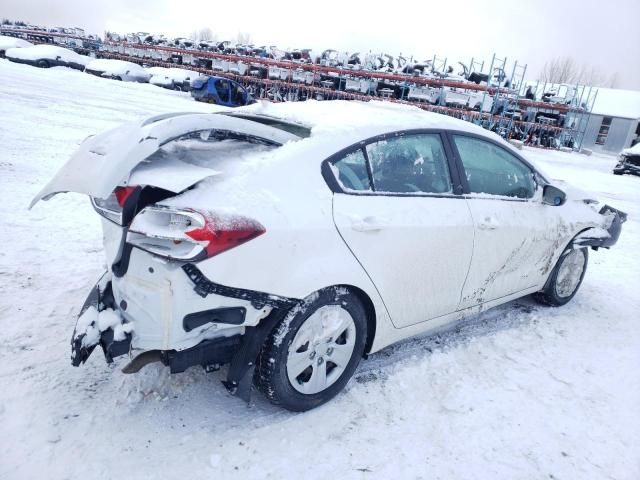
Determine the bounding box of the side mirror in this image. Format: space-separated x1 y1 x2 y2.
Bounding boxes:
542 185 566 206
56 55 61 60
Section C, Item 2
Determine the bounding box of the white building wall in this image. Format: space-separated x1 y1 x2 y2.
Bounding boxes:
581 115 638 154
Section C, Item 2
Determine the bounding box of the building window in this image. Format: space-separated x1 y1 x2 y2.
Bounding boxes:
595 117 612 145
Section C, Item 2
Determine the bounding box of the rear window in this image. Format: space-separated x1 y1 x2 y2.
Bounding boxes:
145 131 277 172
332 150 372 191
222 113 311 138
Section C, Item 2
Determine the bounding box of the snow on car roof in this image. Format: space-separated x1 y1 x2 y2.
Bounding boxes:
85 58 146 74
239 99 494 141
147 66 203 81
5 44 89 65
0 35 32 50
162 101 511 219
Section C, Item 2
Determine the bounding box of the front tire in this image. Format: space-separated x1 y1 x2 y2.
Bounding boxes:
535 245 588 306
255 287 367 411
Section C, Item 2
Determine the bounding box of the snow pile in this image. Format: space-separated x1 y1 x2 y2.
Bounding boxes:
5 44 90 66
0 35 32 51
85 59 149 79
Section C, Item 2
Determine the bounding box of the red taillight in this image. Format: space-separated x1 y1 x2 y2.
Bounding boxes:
185 212 266 258
114 186 138 208
127 206 265 261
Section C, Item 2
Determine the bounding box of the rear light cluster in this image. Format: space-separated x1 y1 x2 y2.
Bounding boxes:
127 205 266 261
93 186 265 261
91 186 138 225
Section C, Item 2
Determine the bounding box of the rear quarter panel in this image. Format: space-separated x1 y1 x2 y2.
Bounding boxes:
162 145 395 352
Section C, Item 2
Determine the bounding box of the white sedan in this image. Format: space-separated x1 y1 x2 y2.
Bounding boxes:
84 58 151 83
31 101 626 411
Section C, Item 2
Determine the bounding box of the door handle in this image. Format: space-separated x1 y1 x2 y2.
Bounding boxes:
478 216 499 230
351 216 386 232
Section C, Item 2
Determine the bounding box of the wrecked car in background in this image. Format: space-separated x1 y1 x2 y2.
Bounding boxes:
0 35 32 57
5 44 89 70
190 75 254 107
30 101 626 412
614 143 640 176
84 59 151 83
147 66 204 91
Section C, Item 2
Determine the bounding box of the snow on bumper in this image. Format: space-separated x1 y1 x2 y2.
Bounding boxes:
71 273 133 366
72 248 293 368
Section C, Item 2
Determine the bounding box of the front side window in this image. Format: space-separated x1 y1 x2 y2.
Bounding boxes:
332 149 372 192
365 134 452 193
453 135 536 199
215 79 230 102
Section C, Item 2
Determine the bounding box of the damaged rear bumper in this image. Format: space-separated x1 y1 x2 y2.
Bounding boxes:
71 273 132 366
71 263 300 401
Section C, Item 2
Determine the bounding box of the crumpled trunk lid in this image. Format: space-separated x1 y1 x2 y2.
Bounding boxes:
30 112 298 207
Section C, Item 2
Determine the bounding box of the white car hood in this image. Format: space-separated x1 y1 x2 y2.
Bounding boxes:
30 112 299 208
550 178 599 203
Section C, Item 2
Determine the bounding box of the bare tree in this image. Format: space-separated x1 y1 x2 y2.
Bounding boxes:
541 56 579 84
541 56 618 88
236 32 252 45
607 72 620 88
578 64 605 87
191 27 216 42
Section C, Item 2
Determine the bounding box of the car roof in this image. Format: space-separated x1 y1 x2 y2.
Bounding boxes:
221 112 312 138
233 100 497 143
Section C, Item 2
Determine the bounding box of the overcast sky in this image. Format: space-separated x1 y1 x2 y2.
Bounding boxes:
3 0 640 89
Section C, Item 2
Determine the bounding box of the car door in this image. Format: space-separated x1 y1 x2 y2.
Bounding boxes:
449 133 563 308
331 132 475 328
213 78 231 106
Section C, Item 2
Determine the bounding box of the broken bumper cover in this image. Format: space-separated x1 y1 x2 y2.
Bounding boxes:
70 274 132 367
613 158 640 176
574 205 628 249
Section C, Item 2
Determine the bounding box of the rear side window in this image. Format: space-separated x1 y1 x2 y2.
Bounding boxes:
366 134 452 193
453 135 536 199
332 149 372 192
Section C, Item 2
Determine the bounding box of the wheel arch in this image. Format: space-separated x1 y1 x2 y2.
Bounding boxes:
541 226 593 292
334 284 377 355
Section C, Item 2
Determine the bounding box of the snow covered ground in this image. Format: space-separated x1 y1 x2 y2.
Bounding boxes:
0 59 639 479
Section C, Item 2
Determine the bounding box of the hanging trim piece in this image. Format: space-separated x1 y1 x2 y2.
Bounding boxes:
181 263 299 310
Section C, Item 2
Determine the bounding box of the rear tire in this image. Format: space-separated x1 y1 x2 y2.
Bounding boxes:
534 244 588 307
255 287 367 411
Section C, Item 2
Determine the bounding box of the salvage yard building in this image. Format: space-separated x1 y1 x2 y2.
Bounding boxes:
579 87 640 154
